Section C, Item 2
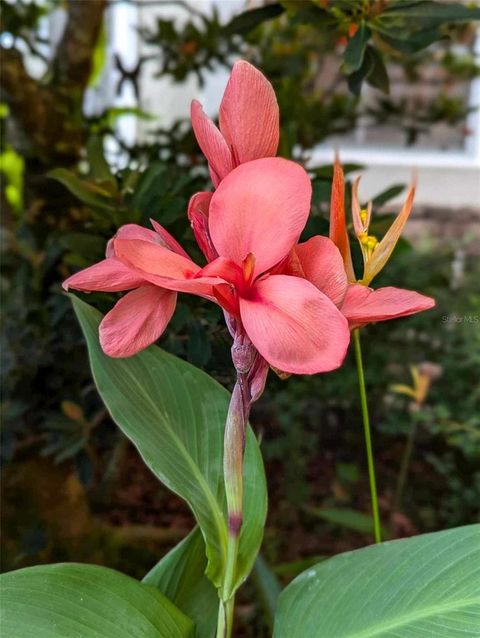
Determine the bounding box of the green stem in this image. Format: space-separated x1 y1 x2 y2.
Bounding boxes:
353 328 382 544
393 415 419 514
216 370 250 638
217 532 239 638
216 602 226 638
216 597 235 638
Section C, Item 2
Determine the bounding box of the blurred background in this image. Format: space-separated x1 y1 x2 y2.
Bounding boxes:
1 0 479 634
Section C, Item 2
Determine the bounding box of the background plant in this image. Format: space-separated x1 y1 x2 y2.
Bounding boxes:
1 1 480 634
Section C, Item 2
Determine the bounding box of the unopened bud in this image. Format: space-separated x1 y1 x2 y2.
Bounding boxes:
231 342 255 373
249 356 269 403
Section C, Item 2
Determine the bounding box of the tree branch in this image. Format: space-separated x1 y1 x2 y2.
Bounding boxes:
0 46 59 155
53 0 107 93
1 0 107 160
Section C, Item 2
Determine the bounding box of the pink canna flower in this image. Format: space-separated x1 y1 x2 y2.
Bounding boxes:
281 232 435 333
187 191 216 262
191 60 279 187
195 158 349 374
65 157 351 375
276 159 434 331
189 60 280 263
340 284 436 330
63 223 217 358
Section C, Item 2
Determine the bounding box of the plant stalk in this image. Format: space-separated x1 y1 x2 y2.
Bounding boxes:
217 356 252 637
393 415 419 514
353 328 382 544
216 598 235 638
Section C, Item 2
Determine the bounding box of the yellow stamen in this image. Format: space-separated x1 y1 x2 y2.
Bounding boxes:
242 252 256 285
360 208 369 225
359 233 379 259
359 232 369 245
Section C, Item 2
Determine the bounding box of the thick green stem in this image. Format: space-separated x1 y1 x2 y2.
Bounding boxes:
353 328 382 544
217 370 251 638
216 597 235 638
216 602 226 638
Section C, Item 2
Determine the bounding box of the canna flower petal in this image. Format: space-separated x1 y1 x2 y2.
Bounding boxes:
63 258 144 292
191 100 234 187
238 274 350 375
287 236 348 307
329 159 355 282
106 224 157 258
209 158 312 278
362 186 415 285
114 239 201 279
219 60 279 164
187 191 217 262
199 256 243 284
341 284 435 329
100 285 177 358
113 238 218 298
149 219 190 258
106 222 187 258
116 223 166 243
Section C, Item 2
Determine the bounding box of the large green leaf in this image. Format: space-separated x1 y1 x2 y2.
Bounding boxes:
143 528 218 638
0 563 193 638
274 525 480 637
71 296 267 593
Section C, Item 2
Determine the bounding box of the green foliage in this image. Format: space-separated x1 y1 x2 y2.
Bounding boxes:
0 0 51 58
0 145 24 213
140 6 237 86
144 528 218 638
274 525 480 637
306 506 389 537
2 3 479 632
259 243 480 531
224 4 285 35
343 23 371 74
71 296 267 593
269 1 480 94
134 0 479 157
0 563 194 638
88 23 107 88
252 554 282 628
49 168 117 213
